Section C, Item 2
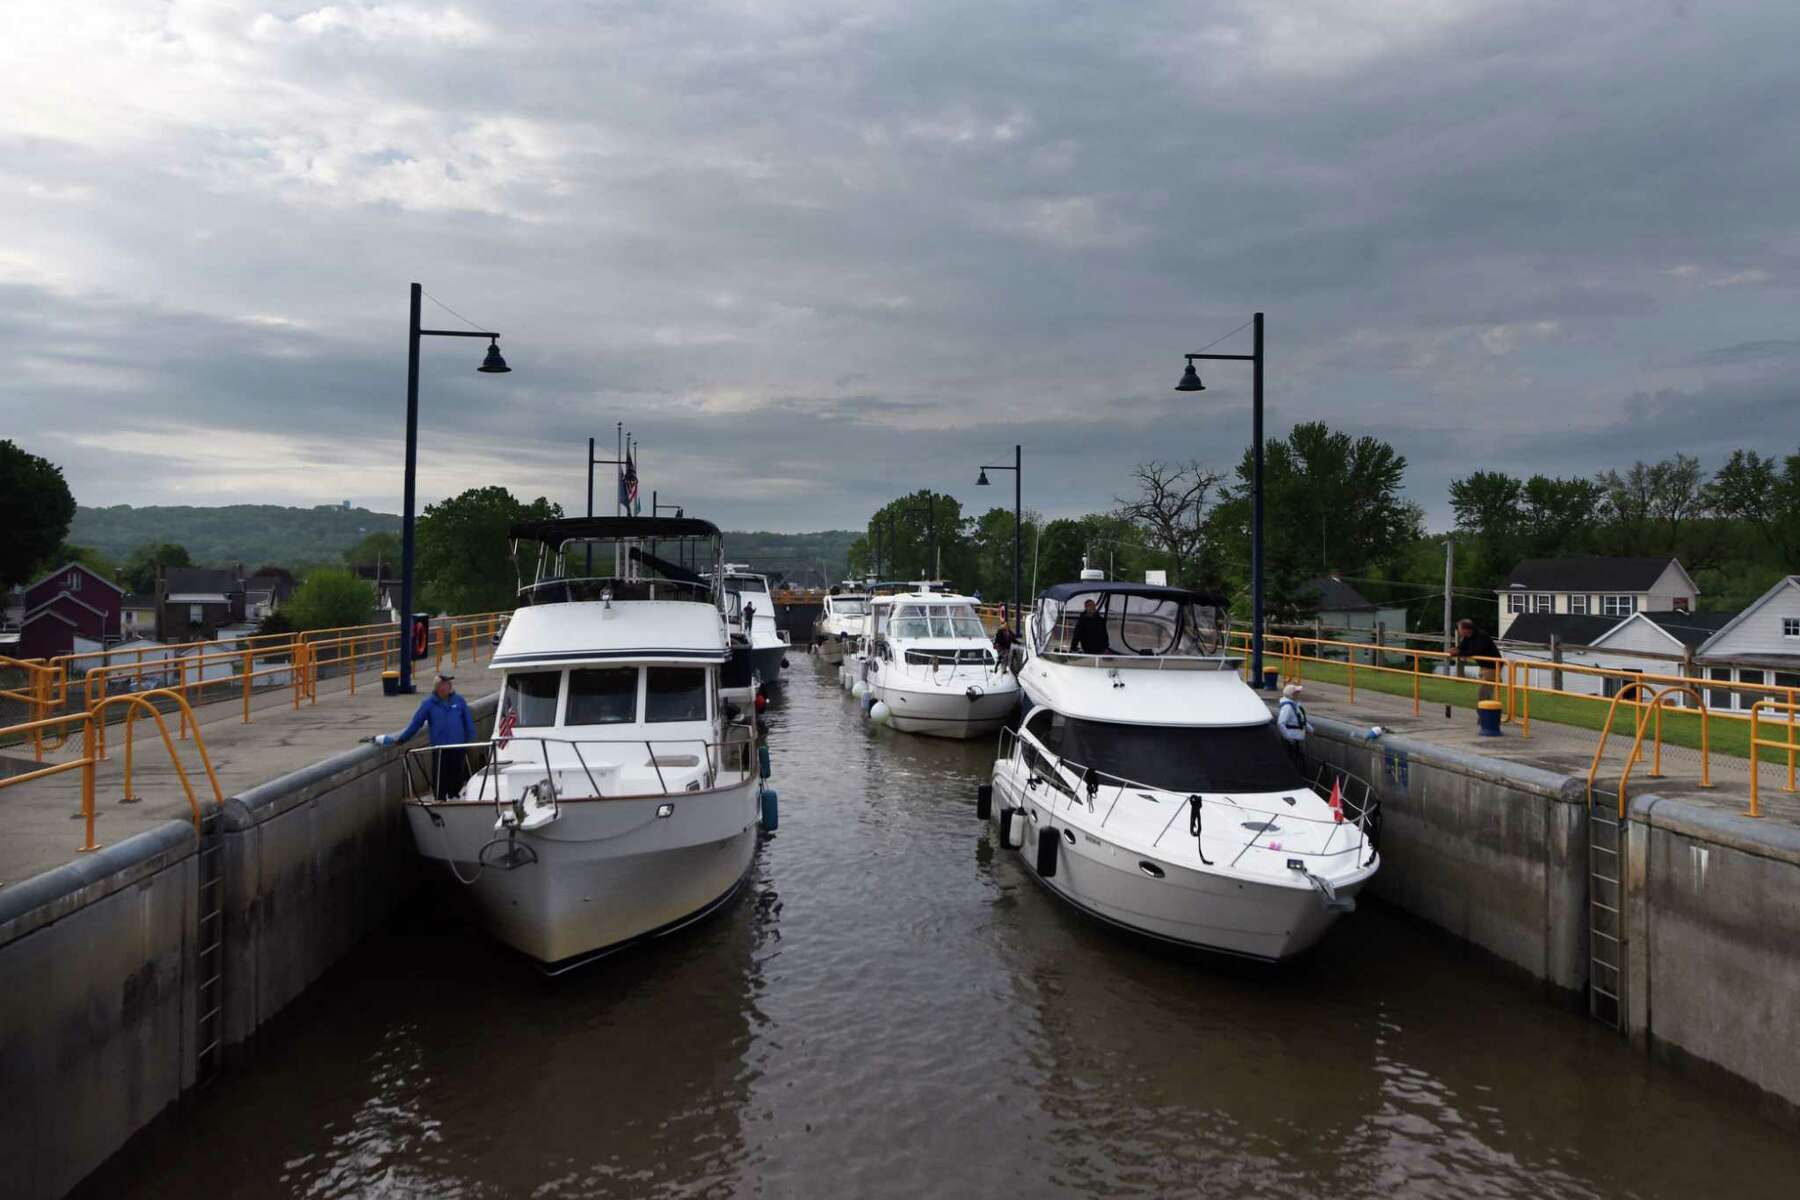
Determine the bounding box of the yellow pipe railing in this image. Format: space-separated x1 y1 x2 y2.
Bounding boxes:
1748 698 1800 819
1614 685 1711 818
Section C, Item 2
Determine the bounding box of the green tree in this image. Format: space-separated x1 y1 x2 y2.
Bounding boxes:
858 491 969 584
1034 519 1088 589
46 542 119 583
0 440 77 587
1707 449 1800 563
1209 422 1422 621
285 567 376 630
415 486 562 613
122 542 193 593
343 530 402 570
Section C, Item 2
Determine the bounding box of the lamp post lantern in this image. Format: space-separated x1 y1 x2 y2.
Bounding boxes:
398 281 511 695
1176 311 1266 686
976 444 1023 629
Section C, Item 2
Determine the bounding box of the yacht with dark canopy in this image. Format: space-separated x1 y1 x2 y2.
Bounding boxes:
985 580 1378 961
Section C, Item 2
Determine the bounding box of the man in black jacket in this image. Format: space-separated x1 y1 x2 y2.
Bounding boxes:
1452 618 1501 701
1069 600 1112 655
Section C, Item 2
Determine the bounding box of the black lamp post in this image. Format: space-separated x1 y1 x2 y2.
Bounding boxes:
1176 311 1264 685
399 282 510 695
976 444 1022 629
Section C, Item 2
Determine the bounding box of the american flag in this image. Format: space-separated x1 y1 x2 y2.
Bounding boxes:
619 450 639 512
496 706 516 748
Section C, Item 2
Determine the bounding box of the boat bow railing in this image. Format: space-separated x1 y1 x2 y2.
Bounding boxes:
402 724 758 810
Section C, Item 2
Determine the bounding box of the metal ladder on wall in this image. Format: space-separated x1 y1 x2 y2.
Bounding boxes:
194 807 226 1085
1587 800 1625 1030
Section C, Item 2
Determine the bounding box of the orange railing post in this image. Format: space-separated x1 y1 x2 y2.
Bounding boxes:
81 716 97 852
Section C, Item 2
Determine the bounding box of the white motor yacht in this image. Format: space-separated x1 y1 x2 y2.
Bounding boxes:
811 591 869 665
716 566 790 687
985 581 1378 961
854 590 1019 738
402 517 770 972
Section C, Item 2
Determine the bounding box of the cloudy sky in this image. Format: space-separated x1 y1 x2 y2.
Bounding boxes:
4 0 1798 532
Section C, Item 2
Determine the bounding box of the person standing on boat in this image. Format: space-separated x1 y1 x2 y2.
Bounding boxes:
375 673 478 800
1069 599 1112 654
1277 683 1313 764
992 617 1018 669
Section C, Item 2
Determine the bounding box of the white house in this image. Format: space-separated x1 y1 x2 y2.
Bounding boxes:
1496 557 1698 638
1692 576 1800 709
1500 611 1708 700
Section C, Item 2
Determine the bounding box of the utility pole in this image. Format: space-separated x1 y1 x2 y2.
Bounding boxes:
1443 539 1455 656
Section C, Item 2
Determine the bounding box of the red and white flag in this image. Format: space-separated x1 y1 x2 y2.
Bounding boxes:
1327 777 1345 824
496 707 516 749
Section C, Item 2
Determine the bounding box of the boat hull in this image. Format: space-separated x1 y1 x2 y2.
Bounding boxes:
872 680 1018 738
405 782 761 969
991 771 1369 961
752 644 788 686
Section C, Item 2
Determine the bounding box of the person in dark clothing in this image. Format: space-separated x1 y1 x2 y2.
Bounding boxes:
1068 600 1112 655
1452 619 1501 701
376 674 478 799
992 618 1019 672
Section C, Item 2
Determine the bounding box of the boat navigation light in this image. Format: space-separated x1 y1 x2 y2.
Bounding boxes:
1175 357 1206 392
478 337 511 373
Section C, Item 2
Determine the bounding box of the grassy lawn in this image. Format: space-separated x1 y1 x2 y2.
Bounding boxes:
1286 656 1782 762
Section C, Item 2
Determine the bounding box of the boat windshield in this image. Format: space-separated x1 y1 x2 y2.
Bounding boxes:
904 648 996 667
1033 591 1226 656
1054 717 1304 794
890 602 987 639
830 598 869 615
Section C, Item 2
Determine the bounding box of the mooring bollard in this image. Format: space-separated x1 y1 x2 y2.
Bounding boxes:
1478 700 1503 737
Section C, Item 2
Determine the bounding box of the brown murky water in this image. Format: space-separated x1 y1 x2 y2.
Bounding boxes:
97 658 1800 1198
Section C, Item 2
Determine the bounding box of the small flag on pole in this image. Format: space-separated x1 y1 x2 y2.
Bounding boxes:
620 450 639 512
1327 777 1345 823
496 706 516 749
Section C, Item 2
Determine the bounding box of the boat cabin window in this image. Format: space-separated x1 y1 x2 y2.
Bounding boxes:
645 667 708 723
566 667 638 725
890 603 986 639
729 576 769 596
504 671 561 727
1037 591 1225 656
831 597 868 615
1058 718 1303 793
904 648 996 667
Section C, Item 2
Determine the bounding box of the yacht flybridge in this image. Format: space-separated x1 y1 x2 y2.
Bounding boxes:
985 581 1378 961
401 516 770 972
851 590 1019 739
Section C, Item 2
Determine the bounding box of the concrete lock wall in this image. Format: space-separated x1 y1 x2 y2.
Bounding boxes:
0 823 200 1200
1625 796 1800 1117
1306 716 1590 995
0 695 495 1200
219 695 495 1047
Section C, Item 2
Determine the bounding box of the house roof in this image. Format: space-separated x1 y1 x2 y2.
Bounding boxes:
1305 575 1378 612
1501 613 1620 646
122 593 157 610
164 567 242 594
1501 557 1681 592
246 574 294 598
1627 609 1740 650
1692 576 1800 656
29 561 124 595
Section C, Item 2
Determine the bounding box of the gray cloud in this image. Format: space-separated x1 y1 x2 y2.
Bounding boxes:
3 0 1800 534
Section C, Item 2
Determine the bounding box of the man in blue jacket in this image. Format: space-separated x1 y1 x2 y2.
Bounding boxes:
376 673 478 799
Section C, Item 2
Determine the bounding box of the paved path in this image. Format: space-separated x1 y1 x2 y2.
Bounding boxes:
1285 677 1800 826
0 661 504 890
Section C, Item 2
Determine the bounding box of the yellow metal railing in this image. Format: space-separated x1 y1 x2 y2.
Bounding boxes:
1748 699 1799 818
1612 685 1712 818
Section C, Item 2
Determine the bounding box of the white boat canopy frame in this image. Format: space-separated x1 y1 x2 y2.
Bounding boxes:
508 516 725 608
1029 581 1232 661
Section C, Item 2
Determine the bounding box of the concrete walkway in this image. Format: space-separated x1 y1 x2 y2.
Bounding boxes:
1284 676 1800 826
0 661 504 889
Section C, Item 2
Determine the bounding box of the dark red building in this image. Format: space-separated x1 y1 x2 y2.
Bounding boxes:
18 561 123 660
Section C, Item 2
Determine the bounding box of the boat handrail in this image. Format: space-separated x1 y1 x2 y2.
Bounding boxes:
1004 725 1375 863
1032 650 1243 671
402 726 757 805
516 576 716 605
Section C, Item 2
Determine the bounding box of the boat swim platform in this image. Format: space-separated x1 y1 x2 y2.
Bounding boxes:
0 661 506 890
